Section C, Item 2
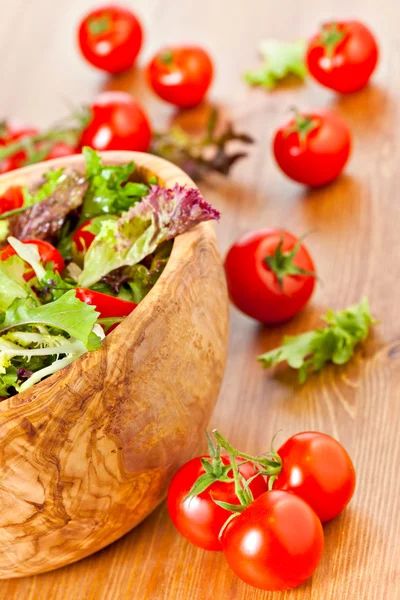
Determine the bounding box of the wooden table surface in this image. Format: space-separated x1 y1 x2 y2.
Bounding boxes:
0 0 399 598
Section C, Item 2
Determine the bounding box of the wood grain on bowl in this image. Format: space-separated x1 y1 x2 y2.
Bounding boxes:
0 152 229 578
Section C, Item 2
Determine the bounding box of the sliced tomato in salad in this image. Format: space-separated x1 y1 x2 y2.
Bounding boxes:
44 142 78 160
75 288 137 333
0 239 65 280
0 185 24 215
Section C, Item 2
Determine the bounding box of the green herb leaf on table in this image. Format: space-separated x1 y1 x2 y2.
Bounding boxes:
245 40 307 90
151 108 253 180
258 299 375 382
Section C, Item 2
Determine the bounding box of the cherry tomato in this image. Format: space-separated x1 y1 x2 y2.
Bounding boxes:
75 288 137 319
0 123 39 173
147 46 214 108
307 21 378 94
78 5 143 74
273 432 356 522
273 109 351 187
45 142 77 160
79 92 152 153
222 490 324 591
0 239 65 280
224 229 316 324
72 215 118 255
167 455 268 551
0 186 24 215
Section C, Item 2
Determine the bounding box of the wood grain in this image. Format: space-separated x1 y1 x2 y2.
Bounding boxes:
0 0 399 598
0 152 228 577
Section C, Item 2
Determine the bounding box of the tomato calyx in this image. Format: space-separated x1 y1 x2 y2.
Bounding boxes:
159 49 174 65
184 432 236 501
317 22 347 58
284 108 319 146
265 232 316 289
182 430 284 541
88 15 111 36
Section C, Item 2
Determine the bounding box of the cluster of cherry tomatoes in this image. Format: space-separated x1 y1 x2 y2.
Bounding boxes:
0 4 214 195
274 20 378 187
168 431 356 591
225 20 378 325
78 5 214 109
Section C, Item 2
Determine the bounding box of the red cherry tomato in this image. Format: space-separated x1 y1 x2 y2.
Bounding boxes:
78 5 143 74
167 455 268 551
79 92 152 153
224 229 316 324
75 288 137 319
0 123 39 173
273 109 351 187
273 432 356 522
222 490 324 591
45 142 77 160
307 21 378 94
0 186 24 215
72 215 118 255
0 239 65 280
147 46 214 108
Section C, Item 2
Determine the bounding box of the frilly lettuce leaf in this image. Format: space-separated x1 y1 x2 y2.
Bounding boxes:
81 147 149 220
258 299 375 382
0 255 28 311
78 184 220 287
245 40 307 90
1 290 100 348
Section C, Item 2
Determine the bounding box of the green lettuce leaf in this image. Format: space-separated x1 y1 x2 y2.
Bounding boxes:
245 40 307 90
7 236 46 280
78 184 220 288
0 220 9 242
258 299 375 382
23 169 66 207
80 147 149 220
0 290 100 347
0 365 19 397
0 255 28 311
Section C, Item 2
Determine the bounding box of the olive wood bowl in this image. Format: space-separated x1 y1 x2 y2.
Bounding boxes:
0 152 229 578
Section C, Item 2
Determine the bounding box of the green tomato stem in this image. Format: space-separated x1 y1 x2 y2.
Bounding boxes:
213 430 250 506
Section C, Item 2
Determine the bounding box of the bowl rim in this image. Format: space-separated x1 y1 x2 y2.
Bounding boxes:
0 151 214 413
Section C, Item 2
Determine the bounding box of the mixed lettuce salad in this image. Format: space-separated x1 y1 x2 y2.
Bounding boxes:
0 148 219 399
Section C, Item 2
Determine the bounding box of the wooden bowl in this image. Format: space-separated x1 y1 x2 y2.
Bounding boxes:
0 152 229 578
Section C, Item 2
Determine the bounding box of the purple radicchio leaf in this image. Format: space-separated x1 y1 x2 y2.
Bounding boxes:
17 368 33 384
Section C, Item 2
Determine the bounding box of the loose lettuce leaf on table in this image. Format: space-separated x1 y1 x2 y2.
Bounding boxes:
245 40 307 90
78 184 220 288
258 299 375 382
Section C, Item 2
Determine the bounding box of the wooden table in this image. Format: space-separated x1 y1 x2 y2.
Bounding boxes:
0 0 399 598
